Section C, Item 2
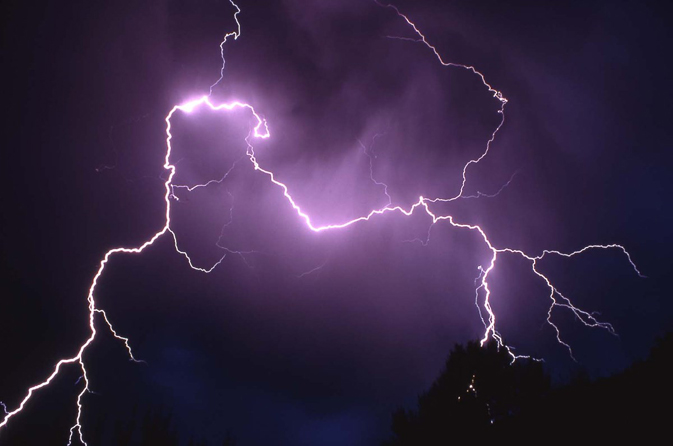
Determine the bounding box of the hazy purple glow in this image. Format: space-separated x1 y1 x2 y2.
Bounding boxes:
0 1 647 444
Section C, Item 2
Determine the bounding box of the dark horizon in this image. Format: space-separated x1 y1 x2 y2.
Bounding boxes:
1 1 670 444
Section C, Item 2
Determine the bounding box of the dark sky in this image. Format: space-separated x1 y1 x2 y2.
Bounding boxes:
1 0 671 445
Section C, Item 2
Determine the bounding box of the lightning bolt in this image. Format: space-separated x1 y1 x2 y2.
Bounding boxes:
0 0 644 443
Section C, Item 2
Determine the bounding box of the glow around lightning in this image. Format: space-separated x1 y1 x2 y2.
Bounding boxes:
0 0 643 443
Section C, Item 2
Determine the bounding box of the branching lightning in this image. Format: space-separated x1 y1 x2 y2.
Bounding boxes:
0 0 644 443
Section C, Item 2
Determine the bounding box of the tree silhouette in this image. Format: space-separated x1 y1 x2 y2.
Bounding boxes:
385 333 673 444
504 332 673 440
221 429 237 446
140 407 179 446
384 340 549 445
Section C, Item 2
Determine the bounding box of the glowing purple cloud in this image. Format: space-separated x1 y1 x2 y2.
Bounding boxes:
0 1 644 443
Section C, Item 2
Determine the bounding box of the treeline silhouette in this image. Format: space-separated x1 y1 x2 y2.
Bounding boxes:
383 333 673 444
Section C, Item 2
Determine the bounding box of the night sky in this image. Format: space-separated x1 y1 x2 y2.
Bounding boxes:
1 0 671 445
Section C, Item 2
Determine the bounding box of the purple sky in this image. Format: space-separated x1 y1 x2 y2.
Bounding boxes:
0 1 670 445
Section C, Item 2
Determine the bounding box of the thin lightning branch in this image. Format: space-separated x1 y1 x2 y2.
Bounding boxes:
210 189 237 244
97 113 151 174
385 35 423 43
374 1 508 204
1 0 644 442
357 134 392 206
170 155 244 199
474 266 488 329
538 245 645 278
296 258 330 279
209 0 242 95
461 171 519 199
214 245 258 270
173 160 256 268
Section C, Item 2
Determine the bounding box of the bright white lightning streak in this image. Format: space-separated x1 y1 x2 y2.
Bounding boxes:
0 0 644 443
0 93 261 446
